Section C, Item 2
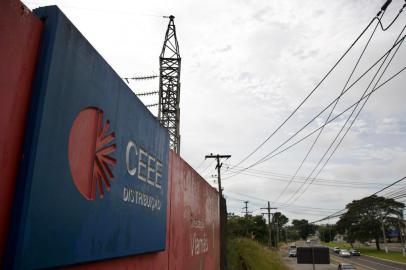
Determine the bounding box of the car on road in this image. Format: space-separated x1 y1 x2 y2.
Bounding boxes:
333 247 341 253
349 249 361 256
337 263 356 269
339 249 351 257
288 248 297 257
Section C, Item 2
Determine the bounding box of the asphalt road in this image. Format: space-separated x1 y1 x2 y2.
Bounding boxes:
283 241 406 270
329 249 406 270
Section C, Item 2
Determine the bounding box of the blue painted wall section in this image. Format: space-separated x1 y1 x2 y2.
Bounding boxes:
5 6 169 269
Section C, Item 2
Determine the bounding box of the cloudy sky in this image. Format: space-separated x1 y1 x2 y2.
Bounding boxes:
24 0 406 223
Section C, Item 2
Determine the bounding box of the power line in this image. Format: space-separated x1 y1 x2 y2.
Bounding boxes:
223 169 396 189
231 1 393 170
225 35 406 179
194 159 207 171
225 55 406 180
382 185 406 197
377 1 406 31
223 164 403 186
223 163 403 185
224 190 340 212
287 23 406 205
311 175 406 224
199 159 215 174
274 13 383 203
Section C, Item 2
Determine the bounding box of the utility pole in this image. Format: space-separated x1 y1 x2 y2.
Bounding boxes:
205 153 231 270
275 216 279 248
242 201 252 217
261 202 277 249
329 223 332 242
381 215 388 254
242 201 252 236
205 153 231 198
397 214 405 256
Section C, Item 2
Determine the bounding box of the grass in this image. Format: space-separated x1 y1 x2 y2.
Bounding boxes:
227 238 288 270
323 241 406 264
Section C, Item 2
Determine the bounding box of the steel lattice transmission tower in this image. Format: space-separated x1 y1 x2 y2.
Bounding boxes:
158 15 181 154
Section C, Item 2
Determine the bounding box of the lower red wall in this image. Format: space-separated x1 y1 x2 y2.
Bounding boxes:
0 0 43 263
168 151 220 270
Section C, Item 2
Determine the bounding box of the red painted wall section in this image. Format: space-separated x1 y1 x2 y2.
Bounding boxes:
168 151 220 270
0 0 43 263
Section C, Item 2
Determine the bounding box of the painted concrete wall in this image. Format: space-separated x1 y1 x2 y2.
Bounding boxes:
0 0 43 264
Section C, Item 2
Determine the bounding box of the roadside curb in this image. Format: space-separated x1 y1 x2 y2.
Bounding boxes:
362 254 406 266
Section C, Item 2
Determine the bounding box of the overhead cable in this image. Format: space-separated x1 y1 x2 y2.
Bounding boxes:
224 169 396 189
231 1 394 170
311 175 406 224
274 14 383 203
378 1 406 31
288 23 406 204
230 9 386 170
224 43 406 180
223 164 397 186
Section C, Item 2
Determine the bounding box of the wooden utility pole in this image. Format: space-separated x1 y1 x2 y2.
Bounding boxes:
275 216 279 248
205 153 231 270
205 153 231 197
261 202 277 249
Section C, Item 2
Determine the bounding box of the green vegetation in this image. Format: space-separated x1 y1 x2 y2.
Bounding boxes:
291 219 316 240
323 242 406 264
360 248 406 264
318 224 336 242
228 213 290 247
227 238 288 270
336 195 404 250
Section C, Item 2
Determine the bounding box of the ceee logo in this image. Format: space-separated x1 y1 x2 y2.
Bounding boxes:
68 107 117 200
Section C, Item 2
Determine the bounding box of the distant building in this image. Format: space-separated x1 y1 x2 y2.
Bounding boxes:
334 234 345 242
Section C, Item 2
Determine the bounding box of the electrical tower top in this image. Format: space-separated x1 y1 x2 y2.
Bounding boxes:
158 15 181 154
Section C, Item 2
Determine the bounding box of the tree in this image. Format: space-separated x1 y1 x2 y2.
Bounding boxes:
292 219 316 240
336 195 404 250
318 224 336 243
228 214 269 244
286 226 300 242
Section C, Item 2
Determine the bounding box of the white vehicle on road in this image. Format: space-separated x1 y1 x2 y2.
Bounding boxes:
339 249 351 257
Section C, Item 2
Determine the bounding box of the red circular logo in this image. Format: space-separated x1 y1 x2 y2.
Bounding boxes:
68 107 117 200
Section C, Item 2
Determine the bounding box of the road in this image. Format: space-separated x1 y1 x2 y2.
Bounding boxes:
282 241 406 270
329 249 406 270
